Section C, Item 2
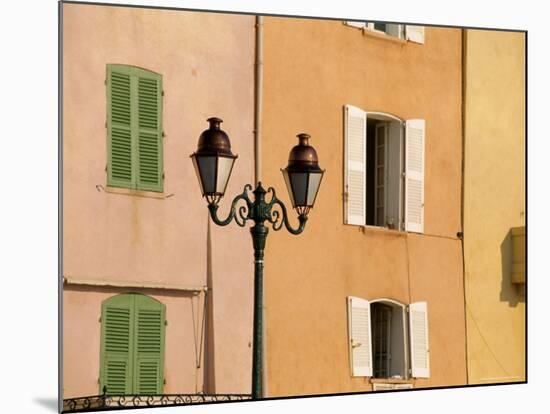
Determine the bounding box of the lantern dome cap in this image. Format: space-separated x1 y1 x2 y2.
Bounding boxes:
196 117 236 158
286 133 323 172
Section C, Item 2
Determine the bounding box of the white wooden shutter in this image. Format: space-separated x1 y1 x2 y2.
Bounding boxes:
344 105 367 225
409 301 430 378
404 119 425 233
405 25 425 44
347 296 373 377
345 21 366 29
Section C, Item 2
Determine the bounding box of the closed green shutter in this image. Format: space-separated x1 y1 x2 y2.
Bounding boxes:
100 293 165 395
107 65 134 189
100 294 134 395
133 295 165 394
107 65 163 192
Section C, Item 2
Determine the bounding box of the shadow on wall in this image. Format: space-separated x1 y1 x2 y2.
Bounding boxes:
500 229 525 307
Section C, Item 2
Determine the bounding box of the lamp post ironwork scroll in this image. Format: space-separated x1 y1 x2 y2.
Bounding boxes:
191 117 324 400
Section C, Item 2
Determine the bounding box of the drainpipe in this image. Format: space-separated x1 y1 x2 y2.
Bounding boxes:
254 15 263 186
254 14 267 397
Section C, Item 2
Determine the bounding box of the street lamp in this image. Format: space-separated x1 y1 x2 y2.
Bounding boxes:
191 117 325 400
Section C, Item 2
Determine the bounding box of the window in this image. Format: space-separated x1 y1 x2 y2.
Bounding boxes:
344 21 425 44
107 64 164 192
100 293 166 395
347 297 430 380
344 105 425 233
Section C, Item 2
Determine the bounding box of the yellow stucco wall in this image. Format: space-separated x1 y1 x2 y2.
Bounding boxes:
463 29 526 384
261 17 466 396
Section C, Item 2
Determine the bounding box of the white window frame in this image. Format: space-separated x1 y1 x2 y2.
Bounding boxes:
370 298 409 380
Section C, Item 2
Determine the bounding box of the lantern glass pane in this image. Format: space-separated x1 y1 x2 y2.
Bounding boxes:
192 155 205 195
306 172 323 206
290 172 308 207
197 155 217 195
216 156 235 195
283 169 296 207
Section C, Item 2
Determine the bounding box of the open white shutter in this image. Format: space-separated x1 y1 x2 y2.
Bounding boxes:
404 119 425 233
344 105 367 225
405 25 425 44
347 296 373 377
409 301 430 378
345 21 366 29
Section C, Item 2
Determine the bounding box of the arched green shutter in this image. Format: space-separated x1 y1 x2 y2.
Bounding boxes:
100 294 165 395
107 65 163 192
133 294 166 394
100 294 134 395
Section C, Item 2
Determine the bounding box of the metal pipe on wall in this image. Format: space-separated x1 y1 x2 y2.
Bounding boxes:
254 14 267 398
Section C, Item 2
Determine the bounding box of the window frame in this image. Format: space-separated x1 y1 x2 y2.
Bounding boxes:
366 22 404 39
370 298 410 380
344 107 425 233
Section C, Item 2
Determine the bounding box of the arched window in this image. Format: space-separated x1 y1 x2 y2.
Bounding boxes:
370 299 407 379
347 297 430 380
99 293 166 395
344 106 426 233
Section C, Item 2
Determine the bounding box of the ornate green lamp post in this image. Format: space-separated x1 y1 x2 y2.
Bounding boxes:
191 117 325 400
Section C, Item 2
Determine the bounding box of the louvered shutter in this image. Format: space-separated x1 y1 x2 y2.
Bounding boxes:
135 69 163 192
404 119 425 233
107 65 134 189
347 297 373 377
409 301 430 378
133 294 165 394
344 105 367 225
100 294 134 395
405 25 425 44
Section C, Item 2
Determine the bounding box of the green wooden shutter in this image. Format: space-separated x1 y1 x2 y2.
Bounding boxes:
107 65 134 189
106 65 163 192
133 294 166 394
100 294 134 395
136 69 163 192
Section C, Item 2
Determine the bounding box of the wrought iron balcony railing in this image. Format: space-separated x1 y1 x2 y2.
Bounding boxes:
63 393 252 412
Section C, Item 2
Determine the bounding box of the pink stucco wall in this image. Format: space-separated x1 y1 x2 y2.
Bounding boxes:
62 4 255 398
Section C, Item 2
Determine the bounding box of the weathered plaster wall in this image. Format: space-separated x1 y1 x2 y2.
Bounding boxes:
62 4 255 398
261 17 467 396
463 29 526 384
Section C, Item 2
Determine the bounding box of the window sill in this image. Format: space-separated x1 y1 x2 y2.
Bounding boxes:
362 29 407 45
359 225 407 238
103 186 173 199
370 378 413 384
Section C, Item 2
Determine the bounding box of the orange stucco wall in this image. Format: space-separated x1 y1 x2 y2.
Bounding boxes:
62 4 255 398
261 17 467 396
